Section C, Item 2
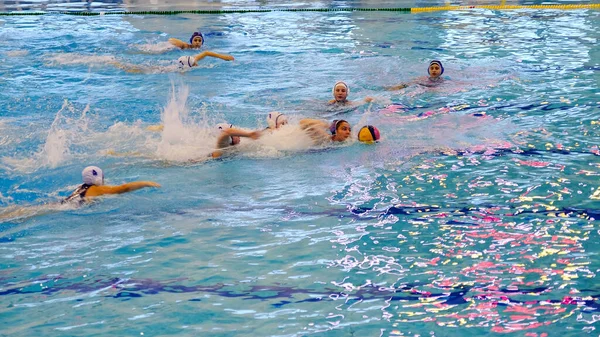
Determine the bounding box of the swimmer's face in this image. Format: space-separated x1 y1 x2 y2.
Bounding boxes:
276 119 287 129
429 64 442 78
334 84 348 102
191 36 203 48
333 121 351 142
231 136 241 145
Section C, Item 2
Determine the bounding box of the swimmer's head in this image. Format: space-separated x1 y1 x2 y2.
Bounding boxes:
216 123 240 145
216 123 233 132
358 125 381 144
82 166 104 186
190 31 204 48
266 111 288 129
332 81 349 102
330 119 351 142
428 60 444 78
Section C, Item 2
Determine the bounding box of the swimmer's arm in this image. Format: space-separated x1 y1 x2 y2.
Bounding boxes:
212 128 261 159
299 119 329 130
215 128 261 148
193 51 235 64
110 61 145 74
168 38 191 49
85 182 161 197
386 83 409 91
299 119 331 143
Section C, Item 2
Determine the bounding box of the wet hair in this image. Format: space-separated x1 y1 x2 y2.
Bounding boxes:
190 31 204 46
329 119 349 135
428 60 444 75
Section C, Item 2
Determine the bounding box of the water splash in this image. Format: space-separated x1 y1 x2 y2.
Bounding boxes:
47 53 119 67
2 100 89 173
131 41 177 54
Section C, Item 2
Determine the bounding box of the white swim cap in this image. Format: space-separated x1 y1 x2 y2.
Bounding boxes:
215 123 237 145
82 166 104 186
177 56 195 69
216 123 233 131
332 81 349 98
266 112 288 129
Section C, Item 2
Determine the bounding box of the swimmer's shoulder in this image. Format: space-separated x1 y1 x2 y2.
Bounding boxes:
168 38 192 49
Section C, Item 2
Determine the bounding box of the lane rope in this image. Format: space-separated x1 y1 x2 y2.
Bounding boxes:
1 4 599 16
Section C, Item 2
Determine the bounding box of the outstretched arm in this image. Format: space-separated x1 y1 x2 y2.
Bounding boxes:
299 118 329 130
168 38 190 49
216 128 261 148
212 128 261 158
194 51 235 64
85 181 161 197
109 61 146 74
386 83 409 91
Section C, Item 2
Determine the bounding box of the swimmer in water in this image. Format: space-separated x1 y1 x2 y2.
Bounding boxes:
112 50 234 73
211 123 262 159
169 31 205 50
265 111 288 131
388 60 446 90
299 118 352 145
0 166 160 223
62 166 161 204
175 51 234 70
328 81 374 106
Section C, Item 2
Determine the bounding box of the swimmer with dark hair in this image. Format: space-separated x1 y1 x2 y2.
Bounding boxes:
299 118 352 144
328 81 374 106
62 166 161 204
388 60 446 90
211 123 262 159
169 31 205 49
169 31 234 69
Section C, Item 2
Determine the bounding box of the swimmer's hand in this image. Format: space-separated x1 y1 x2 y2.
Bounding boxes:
364 96 374 103
143 181 161 188
387 83 408 91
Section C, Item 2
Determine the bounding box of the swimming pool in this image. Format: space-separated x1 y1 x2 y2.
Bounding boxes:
1 2 599 336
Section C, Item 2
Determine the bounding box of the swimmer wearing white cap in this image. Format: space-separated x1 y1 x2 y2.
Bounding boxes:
328 81 374 106
388 60 446 90
265 112 288 130
211 123 262 159
110 49 233 73
62 166 160 204
176 51 234 70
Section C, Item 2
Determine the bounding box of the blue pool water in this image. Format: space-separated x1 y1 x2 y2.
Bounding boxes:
1 2 599 336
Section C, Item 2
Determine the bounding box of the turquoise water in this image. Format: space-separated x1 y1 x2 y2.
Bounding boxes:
1 4 600 337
